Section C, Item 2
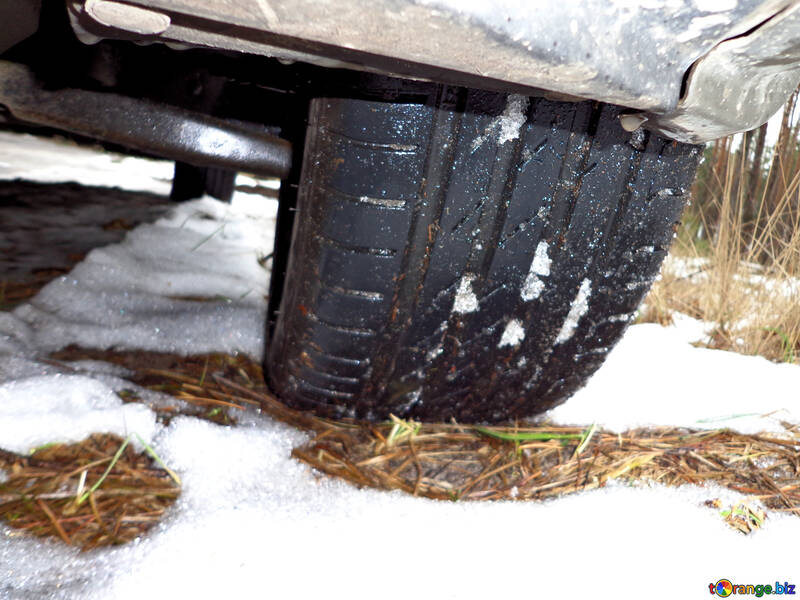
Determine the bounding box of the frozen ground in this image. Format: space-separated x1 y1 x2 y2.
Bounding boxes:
0 131 798 598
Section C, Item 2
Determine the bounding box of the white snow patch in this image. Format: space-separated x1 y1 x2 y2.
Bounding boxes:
498 319 525 347
402 388 423 412
606 313 632 323
0 131 173 195
5 195 275 358
235 173 280 190
470 94 530 152
530 241 553 276
452 273 479 314
497 95 530 145
625 279 648 291
555 278 592 344
521 240 552 301
522 274 545 302
0 375 158 454
669 311 714 345
661 254 709 279
58 360 133 379
548 322 800 433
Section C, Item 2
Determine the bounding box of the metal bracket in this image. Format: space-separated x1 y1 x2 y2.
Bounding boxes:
0 60 292 178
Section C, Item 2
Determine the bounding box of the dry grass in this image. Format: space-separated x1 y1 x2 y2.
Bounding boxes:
0 434 180 551
294 420 800 513
48 346 267 426
151 353 800 530
3 350 799 544
641 151 800 364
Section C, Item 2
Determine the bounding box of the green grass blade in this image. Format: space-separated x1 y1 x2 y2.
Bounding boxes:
573 423 597 457
77 435 131 505
696 412 760 424
134 433 182 486
474 427 583 442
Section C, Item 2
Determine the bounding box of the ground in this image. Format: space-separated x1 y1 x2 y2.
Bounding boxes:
0 131 797 599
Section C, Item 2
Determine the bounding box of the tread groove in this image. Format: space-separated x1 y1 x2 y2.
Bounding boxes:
314 233 397 257
361 85 466 397
320 283 385 301
288 360 361 385
304 310 378 337
292 376 356 400
322 128 419 153
319 184 408 209
305 347 365 367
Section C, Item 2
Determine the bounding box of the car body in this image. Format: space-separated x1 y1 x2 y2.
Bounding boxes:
2 1 800 151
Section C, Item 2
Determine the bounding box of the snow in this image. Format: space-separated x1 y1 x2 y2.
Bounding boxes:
555 277 592 344
426 344 443 361
498 318 525 347
1 131 799 598
676 13 731 42
451 273 479 314
693 0 737 12
0 375 157 454
2 194 274 358
0 131 173 195
497 94 530 145
470 94 529 152
549 322 800 433
521 240 551 301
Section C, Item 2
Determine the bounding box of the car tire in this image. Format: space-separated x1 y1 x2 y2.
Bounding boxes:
265 80 701 422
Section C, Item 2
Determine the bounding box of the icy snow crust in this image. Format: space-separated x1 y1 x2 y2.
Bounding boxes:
470 94 530 152
1 195 274 359
498 318 525 347
555 277 592 344
1 132 799 597
452 273 479 314
497 95 530 144
521 240 551 301
0 131 173 195
0 375 157 454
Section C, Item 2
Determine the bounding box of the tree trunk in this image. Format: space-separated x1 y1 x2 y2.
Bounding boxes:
747 121 768 217
766 85 799 209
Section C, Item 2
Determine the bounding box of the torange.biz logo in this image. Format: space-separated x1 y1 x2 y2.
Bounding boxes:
709 580 796 597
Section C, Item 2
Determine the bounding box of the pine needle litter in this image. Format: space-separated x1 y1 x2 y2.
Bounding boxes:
26 349 800 539
0 433 180 551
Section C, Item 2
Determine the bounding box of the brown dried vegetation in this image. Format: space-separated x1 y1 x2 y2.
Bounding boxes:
2 349 799 549
0 434 179 551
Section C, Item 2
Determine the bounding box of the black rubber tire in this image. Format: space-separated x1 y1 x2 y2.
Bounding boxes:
266 81 701 423
170 161 236 203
